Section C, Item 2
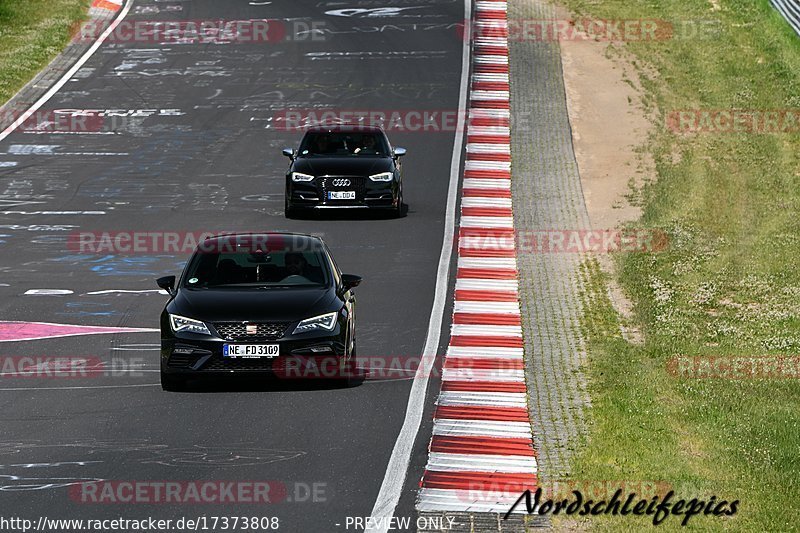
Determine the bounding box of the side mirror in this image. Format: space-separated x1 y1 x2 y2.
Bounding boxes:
157 275 176 296
393 147 407 158
282 148 295 159
341 274 362 291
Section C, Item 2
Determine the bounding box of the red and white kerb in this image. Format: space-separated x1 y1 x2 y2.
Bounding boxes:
91 0 123 13
416 0 538 513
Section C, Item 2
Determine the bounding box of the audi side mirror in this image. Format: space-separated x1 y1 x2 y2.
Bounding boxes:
393 147 407 158
282 148 295 159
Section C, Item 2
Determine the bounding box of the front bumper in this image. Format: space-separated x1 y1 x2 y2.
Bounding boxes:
161 327 347 376
287 175 399 210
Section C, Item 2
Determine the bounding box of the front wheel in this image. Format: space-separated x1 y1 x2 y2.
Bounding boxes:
284 197 297 219
341 341 364 387
394 188 404 218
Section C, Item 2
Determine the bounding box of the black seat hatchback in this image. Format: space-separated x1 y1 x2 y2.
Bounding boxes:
156 233 362 390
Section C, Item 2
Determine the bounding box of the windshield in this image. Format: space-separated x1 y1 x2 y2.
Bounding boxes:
298 131 390 157
182 247 331 289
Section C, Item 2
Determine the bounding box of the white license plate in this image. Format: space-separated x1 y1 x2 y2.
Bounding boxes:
328 191 355 200
223 344 279 358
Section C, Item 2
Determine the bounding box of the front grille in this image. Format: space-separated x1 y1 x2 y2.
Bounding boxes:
317 176 366 202
213 322 289 342
203 357 277 371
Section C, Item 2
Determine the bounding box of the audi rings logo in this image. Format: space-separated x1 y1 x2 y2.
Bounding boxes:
332 179 351 187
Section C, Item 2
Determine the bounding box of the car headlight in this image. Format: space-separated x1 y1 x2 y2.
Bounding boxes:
369 172 394 182
169 314 211 335
293 312 338 334
292 172 315 182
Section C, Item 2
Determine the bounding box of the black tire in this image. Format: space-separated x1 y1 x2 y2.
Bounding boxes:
160 372 186 392
342 340 364 387
394 188 404 218
284 198 297 219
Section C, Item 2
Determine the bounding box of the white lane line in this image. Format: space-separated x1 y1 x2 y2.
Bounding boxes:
457 257 517 269
437 391 527 408
460 197 513 208
466 143 510 152
462 178 511 189
0 1 134 142
460 238 515 250
450 323 522 336
472 73 509 83
453 301 521 314
427 453 537 473
460 216 515 228
455 279 519 292
470 90 510 99
465 160 511 171
86 289 168 295
467 126 511 136
474 37 510 47
447 346 523 359
417 489 529 513
469 106 510 117
433 419 533 438
475 1 508 10
365 0 471 528
473 56 509 65
442 368 526 382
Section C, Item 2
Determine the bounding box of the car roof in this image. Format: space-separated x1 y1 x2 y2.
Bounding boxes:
198 232 324 250
303 124 385 134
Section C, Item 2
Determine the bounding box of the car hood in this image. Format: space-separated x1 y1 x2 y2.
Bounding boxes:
291 157 393 176
168 286 338 323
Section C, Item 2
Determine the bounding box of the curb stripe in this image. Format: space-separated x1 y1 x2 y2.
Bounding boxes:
430 436 536 457
441 381 527 393
433 405 529 422
417 0 537 514
420 471 537 491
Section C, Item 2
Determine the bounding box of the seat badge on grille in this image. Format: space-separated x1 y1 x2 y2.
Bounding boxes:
246 324 258 335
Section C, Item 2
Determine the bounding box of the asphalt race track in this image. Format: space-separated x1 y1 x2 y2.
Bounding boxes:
0 0 466 530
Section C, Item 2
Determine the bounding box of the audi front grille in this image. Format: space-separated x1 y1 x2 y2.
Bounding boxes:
317 176 367 201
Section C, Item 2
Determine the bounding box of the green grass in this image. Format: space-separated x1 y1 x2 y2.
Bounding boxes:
0 0 90 104
556 0 800 530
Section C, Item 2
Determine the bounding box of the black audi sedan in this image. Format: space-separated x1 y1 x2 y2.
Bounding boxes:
156 233 362 390
282 125 406 217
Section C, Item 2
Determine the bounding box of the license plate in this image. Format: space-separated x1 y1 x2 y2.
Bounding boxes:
223 344 279 358
328 191 355 200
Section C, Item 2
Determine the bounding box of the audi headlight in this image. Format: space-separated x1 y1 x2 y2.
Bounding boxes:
293 312 338 334
369 172 393 182
292 172 315 182
169 314 211 335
